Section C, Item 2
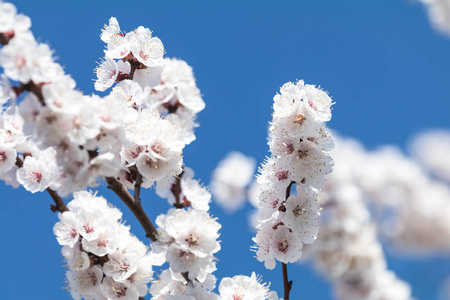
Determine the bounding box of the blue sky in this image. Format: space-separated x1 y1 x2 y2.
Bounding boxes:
2 0 450 299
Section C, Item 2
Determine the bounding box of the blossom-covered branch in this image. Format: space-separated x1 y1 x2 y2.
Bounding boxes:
1 3 284 299
252 80 335 297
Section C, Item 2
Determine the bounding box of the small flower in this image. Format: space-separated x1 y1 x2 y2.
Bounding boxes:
271 225 303 264
284 186 320 244
0 144 16 175
95 56 130 92
53 211 82 247
16 155 51 193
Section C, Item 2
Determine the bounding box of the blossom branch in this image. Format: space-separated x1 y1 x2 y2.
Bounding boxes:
23 81 45 104
105 176 158 242
282 180 295 300
282 263 293 300
134 172 143 206
0 31 14 45
15 156 68 213
172 170 184 209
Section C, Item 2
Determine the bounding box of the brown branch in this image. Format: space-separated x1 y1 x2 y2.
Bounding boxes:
282 262 293 300
0 31 14 46
181 272 191 284
171 170 184 209
134 172 143 206
105 176 158 242
47 188 68 213
22 81 44 104
15 156 68 213
282 180 295 300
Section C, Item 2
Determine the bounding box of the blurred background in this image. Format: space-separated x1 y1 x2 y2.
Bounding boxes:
2 0 450 299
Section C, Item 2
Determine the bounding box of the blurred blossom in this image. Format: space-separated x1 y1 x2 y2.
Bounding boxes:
303 137 413 300
417 0 450 35
409 130 450 183
357 143 450 254
211 151 256 212
324 135 450 255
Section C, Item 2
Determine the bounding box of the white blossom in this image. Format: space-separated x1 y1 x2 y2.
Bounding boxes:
16 154 51 192
66 266 104 300
219 272 277 300
284 186 320 244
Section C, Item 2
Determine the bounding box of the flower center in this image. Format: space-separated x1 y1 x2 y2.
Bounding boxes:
293 113 306 125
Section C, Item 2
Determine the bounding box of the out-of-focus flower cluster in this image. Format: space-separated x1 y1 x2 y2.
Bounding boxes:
211 151 256 212
410 129 450 184
53 191 154 300
252 80 334 269
304 138 413 300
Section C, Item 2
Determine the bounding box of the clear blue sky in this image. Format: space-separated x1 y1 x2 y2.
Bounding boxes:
2 0 450 299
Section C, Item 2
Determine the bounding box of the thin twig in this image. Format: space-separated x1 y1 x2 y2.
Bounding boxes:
47 188 69 213
105 176 158 242
171 170 184 209
181 272 191 284
282 180 295 300
15 156 68 213
282 262 293 300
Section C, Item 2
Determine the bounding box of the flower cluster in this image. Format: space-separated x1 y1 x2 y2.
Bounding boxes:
152 208 221 281
97 18 205 146
96 17 164 91
53 191 154 300
118 108 184 189
94 18 207 190
0 4 148 195
253 80 334 269
148 57 205 145
152 168 280 299
150 169 221 298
